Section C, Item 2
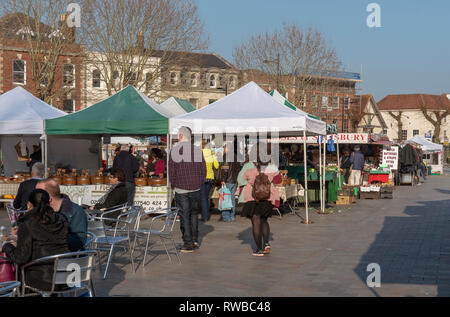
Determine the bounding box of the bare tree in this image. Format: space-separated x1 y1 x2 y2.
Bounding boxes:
419 94 450 144
234 23 341 115
0 0 82 105
79 0 208 99
387 111 404 142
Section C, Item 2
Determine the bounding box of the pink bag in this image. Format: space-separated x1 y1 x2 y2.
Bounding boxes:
0 252 15 282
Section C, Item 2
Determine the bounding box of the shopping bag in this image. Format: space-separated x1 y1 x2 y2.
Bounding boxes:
0 252 15 282
218 185 233 211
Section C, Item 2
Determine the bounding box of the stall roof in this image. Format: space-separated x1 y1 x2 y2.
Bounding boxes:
45 86 169 135
406 135 443 152
158 97 196 117
0 86 66 135
169 82 327 136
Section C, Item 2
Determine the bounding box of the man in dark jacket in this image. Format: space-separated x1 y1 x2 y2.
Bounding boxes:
36 179 88 251
26 144 42 173
13 162 45 210
113 145 139 205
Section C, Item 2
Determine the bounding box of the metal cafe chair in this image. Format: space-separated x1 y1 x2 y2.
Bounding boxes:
0 281 21 297
87 206 140 279
19 250 97 297
132 207 181 268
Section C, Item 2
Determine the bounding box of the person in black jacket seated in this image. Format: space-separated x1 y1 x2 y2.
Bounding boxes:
36 179 87 251
1 189 70 292
88 168 128 226
13 162 45 210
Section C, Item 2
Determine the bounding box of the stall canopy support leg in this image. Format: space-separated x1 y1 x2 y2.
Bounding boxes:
301 130 313 224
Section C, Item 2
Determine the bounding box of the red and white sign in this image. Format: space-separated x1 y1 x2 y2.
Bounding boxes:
382 146 399 170
270 133 369 144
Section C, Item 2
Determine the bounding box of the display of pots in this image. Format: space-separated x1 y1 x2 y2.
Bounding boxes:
134 178 148 186
90 176 104 184
76 176 91 185
51 176 64 185
63 176 77 186
147 177 167 187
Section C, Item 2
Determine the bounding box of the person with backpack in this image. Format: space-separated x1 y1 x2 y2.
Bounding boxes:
240 143 281 257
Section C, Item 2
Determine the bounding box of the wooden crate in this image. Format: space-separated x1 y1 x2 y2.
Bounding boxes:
380 186 393 193
380 193 393 199
336 195 356 205
360 191 380 200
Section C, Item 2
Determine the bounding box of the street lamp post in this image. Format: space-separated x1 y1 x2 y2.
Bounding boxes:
263 52 280 91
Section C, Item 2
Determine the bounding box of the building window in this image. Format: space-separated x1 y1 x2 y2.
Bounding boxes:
228 76 235 89
63 99 74 113
190 73 198 87
343 119 349 133
321 96 328 108
63 64 75 87
298 94 306 107
189 98 198 108
402 130 408 140
310 95 317 108
128 72 138 86
111 70 119 88
383 129 387 135
343 97 350 110
92 69 101 88
170 72 177 85
145 73 153 91
209 75 216 88
40 62 49 86
209 99 217 104
13 60 26 84
413 129 419 136
332 96 339 109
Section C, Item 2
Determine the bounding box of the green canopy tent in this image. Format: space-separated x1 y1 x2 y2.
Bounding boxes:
46 85 169 135
44 86 180 176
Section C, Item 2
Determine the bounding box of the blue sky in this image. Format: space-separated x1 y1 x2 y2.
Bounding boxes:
196 0 450 101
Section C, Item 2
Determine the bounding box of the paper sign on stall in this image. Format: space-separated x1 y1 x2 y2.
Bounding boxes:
382 147 399 170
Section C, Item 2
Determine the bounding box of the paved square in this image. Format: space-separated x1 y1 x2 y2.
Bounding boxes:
2 173 450 297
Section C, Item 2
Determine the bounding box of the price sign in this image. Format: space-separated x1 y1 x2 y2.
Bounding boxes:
382 146 399 170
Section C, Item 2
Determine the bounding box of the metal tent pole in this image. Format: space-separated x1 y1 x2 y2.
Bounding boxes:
323 136 327 213
337 135 341 187
301 130 312 224
318 135 323 213
167 133 172 208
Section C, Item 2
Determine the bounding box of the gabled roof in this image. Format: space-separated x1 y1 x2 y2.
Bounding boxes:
377 94 450 111
0 13 53 39
356 94 387 129
153 51 235 69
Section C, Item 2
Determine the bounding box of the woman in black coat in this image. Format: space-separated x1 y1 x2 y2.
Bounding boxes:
2 189 70 292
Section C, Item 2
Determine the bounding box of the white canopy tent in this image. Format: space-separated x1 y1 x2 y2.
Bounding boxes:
169 81 327 223
0 87 66 176
406 135 444 174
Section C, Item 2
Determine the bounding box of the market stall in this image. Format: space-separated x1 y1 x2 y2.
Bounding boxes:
406 135 443 175
170 81 327 223
43 86 193 208
0 86 66 177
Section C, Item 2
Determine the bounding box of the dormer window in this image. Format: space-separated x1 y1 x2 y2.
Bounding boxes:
209 74 216 88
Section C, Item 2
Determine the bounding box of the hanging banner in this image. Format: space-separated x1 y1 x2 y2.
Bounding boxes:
382 146 399 170
270 133 369 144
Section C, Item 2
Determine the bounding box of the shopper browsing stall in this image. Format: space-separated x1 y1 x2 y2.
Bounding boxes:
349 145 365 185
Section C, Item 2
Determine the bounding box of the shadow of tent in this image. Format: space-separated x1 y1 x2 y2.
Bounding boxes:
353 198 450 297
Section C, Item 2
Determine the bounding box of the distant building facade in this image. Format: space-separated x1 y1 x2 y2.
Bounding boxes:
0 13 84 112
378 93 450 143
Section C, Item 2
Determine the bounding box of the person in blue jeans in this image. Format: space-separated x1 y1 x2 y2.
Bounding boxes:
218 142 241 222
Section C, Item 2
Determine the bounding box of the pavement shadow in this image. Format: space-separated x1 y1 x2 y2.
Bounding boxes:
435 188 450 195
198 221 214 246
354 198 450 297
92 251 128 296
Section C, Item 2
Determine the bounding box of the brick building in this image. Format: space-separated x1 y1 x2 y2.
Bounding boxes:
241 69 362 132
0 13 84 112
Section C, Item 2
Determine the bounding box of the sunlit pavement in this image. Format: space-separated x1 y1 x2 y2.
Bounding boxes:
2 172 450 297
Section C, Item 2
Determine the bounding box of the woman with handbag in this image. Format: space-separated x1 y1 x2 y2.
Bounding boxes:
240 143 281 257
1 189 69 292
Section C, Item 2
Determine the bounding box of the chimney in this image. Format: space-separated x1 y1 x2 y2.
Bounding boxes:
136 31 144 53
59 14 76 43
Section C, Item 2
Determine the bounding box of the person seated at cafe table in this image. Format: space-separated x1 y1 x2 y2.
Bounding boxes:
36 179 87 252
2 189 70 293
88 168 128 226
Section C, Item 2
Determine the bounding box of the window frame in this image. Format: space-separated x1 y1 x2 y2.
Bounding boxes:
62 98 75 113
92 69 101 88
13 59 26 85
209 74 216 88
401 130 408 141
63 63 75 88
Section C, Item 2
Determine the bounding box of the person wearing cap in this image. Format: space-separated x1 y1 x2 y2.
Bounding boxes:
349 145 365 185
